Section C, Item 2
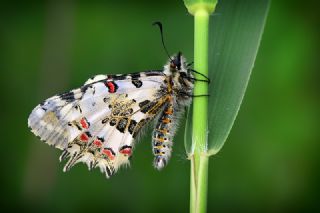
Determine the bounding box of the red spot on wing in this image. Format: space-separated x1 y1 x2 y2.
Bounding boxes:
80 117 89 129
106 82 115 93
119 147 132 156
102 148 115 160
80 133 89 142
93 139 103 147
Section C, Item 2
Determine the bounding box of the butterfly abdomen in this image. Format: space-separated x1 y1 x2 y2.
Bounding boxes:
152 101 176 170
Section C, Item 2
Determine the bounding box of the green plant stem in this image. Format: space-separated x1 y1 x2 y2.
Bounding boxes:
190 157 196 212
191 8 210 213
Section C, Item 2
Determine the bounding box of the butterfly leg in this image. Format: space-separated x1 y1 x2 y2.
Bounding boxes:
152 100 175 170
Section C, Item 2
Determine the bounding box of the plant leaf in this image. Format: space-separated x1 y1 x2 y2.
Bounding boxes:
206 0 270 155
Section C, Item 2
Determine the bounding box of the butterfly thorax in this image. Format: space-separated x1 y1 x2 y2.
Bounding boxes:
163 54 194 106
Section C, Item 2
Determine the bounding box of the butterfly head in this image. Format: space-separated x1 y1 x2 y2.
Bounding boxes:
166 52 190 74
164 52 194 100
170 52 183 70
167 52 194 81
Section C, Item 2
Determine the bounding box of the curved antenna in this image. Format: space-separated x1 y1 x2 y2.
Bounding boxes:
152 21 173 62
189 69 211 83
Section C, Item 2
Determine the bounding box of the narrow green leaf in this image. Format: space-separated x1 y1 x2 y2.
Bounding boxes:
207 0 270 155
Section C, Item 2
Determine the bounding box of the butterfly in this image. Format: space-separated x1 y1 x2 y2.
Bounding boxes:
28 51 205 178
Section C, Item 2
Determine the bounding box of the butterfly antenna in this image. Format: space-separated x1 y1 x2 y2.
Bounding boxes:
153 21 173 62
189 69 211 83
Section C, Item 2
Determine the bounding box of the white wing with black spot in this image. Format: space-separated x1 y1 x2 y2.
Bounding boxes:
28 71 168 178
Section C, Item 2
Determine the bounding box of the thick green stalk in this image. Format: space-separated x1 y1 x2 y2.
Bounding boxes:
184 1 217 212
191 8 210 213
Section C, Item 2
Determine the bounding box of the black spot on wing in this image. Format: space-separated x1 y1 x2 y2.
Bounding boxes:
59 91 75 103
85 131 92 138
139 100 150 108
109 74 127 81
97 136 105 142
40 104 48 111
120 108 133 116
75 105 82 113
81 84 92 94
132 79 142 88
110 118 117 126
116 118 128 133
119 145 132 150
128 119 137 135
130 73 141 79
102 117 109 124
139 100 158 114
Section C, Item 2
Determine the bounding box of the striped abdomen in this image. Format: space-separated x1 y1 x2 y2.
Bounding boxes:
152 101 176 170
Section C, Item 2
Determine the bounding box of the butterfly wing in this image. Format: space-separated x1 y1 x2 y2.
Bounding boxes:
28 71 168 178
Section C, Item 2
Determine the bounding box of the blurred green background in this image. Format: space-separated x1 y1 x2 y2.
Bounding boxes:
1 0 319 212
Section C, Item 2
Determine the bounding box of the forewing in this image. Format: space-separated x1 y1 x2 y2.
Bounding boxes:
28 72 167 178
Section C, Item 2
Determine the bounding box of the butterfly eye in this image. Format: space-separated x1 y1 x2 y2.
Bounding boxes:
180 72 187 78
170 61 181 70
